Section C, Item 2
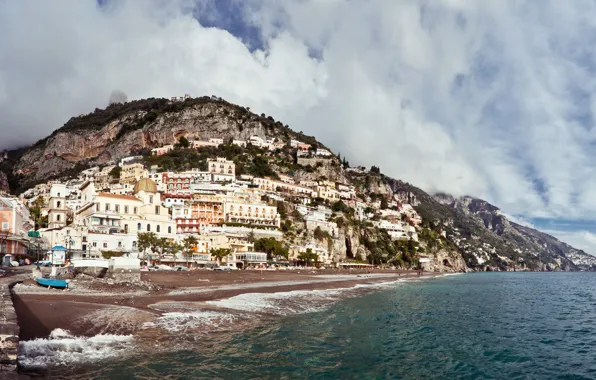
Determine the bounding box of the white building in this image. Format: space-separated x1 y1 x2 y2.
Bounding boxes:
208 157 235 176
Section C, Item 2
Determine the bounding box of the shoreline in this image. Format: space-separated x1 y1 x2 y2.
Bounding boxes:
12 269 442 340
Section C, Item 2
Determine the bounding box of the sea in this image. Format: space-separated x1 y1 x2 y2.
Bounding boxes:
19 272 596 379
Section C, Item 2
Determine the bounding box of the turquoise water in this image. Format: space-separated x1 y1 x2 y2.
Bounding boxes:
48 273 596 379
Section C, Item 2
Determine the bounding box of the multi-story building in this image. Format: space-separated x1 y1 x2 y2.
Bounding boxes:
253 177 316 197
120 162 147 184
208 157 235 176
223 201 280 228
48 184 69 229
0 196 34 254
75 178 176 256
172 194 225 234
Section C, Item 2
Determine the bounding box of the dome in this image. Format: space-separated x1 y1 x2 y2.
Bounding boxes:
133 178 157 194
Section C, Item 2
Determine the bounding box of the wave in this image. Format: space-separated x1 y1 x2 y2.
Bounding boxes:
143 310 237 333
205 283 392 315
18 328 133 369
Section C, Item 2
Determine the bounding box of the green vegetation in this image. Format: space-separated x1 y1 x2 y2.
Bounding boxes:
100 251 125 260
210 247 231 263
254 237 289 260
297 248 319 266
109 165 121 180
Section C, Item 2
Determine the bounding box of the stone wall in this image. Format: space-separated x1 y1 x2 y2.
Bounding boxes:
0 280 20 373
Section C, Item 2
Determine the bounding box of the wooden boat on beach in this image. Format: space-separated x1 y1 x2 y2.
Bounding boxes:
36 277 69 289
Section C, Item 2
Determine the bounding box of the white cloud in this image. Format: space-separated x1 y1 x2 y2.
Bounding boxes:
2 0 596 227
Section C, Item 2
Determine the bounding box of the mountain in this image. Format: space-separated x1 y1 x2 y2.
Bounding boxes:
386 177 596 271
2 95 595 272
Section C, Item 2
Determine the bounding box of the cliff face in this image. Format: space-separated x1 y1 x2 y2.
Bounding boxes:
12 97 321 187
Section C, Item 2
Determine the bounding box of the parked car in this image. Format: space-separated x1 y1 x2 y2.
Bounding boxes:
173 265 189 271
214 265 233 271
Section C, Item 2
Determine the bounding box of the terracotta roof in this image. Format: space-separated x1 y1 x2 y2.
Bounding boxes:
97 193 141 201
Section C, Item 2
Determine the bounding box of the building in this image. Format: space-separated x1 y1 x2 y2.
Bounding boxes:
223 201 280 228
232 140 247 147
120 163 147 184
151 145 174 156
172 194 225 233
230 251 268 268
0 196 34 255
208 157 235 175
75 179 176 256
47 184 69 229
253 177 317 197
316 148 332 157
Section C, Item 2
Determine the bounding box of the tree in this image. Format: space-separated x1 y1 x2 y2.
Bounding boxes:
109 166 122 180
154 237 170 264
331 200 349 213
182 235 199 265
210 248 231 264
177 136 190 148
254 237 289 260
370 165 380 174
380 198 389 209
298 248 318 266
137 232 157 262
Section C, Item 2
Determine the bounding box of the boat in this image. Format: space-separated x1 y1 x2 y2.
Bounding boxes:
36 277 69 289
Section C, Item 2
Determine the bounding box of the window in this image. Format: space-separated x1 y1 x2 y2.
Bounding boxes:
96 203 100 211
105 203 110 211
124 224 128 233
137 223 141 231
57 192 60 197
57 201 61 208
155 206 160 215
168 226 172 234
1 222 8 231
56 214 61 222
132 241 137 248
115 205 120 212
66 229 70 235
83 237 87 242
147 224 151 232
149 196 154 203
93 242 97 247
103 242 108 248
124 206 129 214
157 225 160 233
134 207 138 214
118 241 122 248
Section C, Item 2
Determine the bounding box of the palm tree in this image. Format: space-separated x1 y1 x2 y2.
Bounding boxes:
182 235 199 267
210 248 232 265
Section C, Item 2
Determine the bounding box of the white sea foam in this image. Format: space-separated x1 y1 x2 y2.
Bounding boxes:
206 287 352 315
18 329 133 369
143 310 238 333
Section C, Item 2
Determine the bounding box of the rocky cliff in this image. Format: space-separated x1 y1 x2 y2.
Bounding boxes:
9 97 323 190
386 176 596 271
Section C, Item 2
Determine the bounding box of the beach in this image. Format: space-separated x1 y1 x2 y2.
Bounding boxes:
12 269 438 340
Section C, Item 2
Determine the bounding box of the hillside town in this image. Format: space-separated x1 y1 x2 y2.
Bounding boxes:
1 134 423 270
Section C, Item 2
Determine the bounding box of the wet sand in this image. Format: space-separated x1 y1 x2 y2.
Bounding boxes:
13 269 441 340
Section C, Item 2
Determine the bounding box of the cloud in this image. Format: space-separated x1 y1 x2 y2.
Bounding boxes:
3 0 596 228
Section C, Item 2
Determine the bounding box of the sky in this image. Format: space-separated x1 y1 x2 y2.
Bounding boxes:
2 0 596 253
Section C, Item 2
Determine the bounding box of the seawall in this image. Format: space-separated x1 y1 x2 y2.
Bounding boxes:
0 269 29 375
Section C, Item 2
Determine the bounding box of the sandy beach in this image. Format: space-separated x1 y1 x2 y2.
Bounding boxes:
12 269 440 340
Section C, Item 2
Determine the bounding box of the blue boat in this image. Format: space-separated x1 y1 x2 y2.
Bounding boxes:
36 277 69 289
